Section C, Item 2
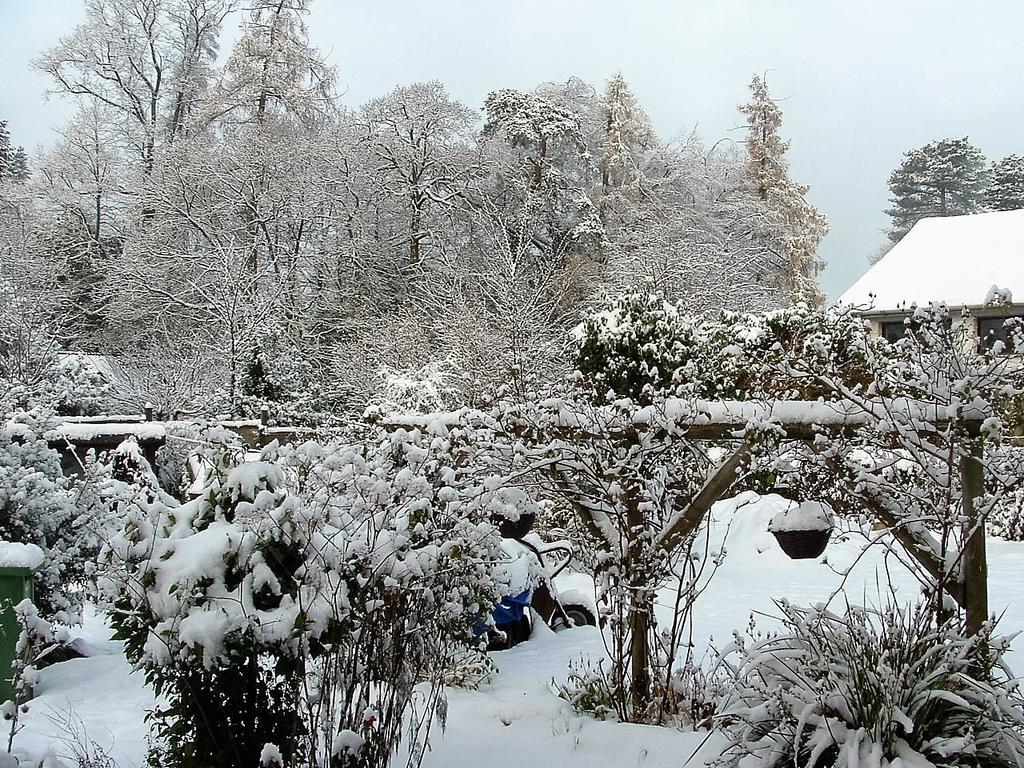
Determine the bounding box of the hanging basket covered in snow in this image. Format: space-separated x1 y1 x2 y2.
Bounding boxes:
768 501 834 559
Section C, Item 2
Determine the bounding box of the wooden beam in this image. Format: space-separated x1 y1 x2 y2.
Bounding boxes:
860 500 963 605
657 441 754 554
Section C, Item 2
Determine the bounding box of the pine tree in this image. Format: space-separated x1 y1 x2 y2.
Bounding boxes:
0 120 11 181
986 154 1024 212
0 121 29 184
738 75 828 306
7 147 29 183
885 137 989 242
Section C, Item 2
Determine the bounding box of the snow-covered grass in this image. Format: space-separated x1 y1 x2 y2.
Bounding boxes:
12 494 1024 767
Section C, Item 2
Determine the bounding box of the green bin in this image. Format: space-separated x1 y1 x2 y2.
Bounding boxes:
0 566 35 704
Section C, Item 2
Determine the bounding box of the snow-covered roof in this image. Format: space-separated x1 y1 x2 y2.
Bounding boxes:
838 209 1024 311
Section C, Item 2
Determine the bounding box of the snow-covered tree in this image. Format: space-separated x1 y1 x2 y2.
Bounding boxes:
605 135 783 313
738 75 829 306
358 81 477 272
217 0 334 127
484 87 589 189
37 0 200 171
598 73 654 196
0 121 10 176
986 154 1024 212
885 136 989 242
164 0 234 138
0 120 29 184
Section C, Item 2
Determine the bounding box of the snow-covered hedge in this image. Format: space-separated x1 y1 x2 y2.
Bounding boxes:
715 600 1024 768
99 425 527 768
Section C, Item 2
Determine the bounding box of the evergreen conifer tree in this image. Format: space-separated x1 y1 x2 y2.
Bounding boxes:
598 73 654 193
7 147 29 183
986 154 1024 212
885 137 989 242
0 121 30 184
738 75 828 306
0 120 11 181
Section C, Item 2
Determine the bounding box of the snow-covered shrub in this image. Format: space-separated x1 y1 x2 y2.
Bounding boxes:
437 646 497 690
557 655 721 728
715 600 1024 768
233 333 342 426
988 445 1024 541
574 291 700 405
573 290 886 405
990 488 1024 541
1 283 110 417
377 361 461 415
0 407 88 619
50 354 110 417
99 424 516 768
555 658 619 722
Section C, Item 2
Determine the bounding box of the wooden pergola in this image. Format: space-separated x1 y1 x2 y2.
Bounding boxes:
385 396 994 715
389 397 990 633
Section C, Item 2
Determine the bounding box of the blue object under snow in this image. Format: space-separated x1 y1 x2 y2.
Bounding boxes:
492 588 532 626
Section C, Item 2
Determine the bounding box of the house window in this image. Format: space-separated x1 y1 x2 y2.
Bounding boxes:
880 314 953 344
978 314 1024 353
880 320 908 343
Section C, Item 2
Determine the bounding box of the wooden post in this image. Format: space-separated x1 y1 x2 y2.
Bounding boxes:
625 485 651 718
960 430 988 637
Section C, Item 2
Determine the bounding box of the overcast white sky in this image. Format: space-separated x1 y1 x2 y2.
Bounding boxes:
2 0 1022 298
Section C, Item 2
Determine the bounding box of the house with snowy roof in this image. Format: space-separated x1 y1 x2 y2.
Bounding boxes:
838 209 1024 351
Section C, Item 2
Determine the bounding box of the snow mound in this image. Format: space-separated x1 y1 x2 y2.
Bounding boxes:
705 492 791 557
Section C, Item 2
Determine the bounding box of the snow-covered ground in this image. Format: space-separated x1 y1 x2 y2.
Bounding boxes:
13 494 1024 767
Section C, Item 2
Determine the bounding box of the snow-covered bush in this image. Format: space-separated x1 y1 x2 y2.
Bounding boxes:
715 600 1024 768
0 407 88 619
1 282 110 416
233 334 343 426
573 290 886 405
555 658 619 722
50 354 110 417
988 445 1024 541
990 488 1024 541
99 424 518 768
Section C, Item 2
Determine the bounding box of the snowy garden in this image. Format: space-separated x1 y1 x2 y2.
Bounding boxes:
3 1 1024 767
3 289 1024 768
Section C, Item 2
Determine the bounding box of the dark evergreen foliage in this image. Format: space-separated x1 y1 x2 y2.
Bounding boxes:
885 137 989 242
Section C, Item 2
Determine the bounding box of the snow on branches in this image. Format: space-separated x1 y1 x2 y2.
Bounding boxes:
98 423 531 767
